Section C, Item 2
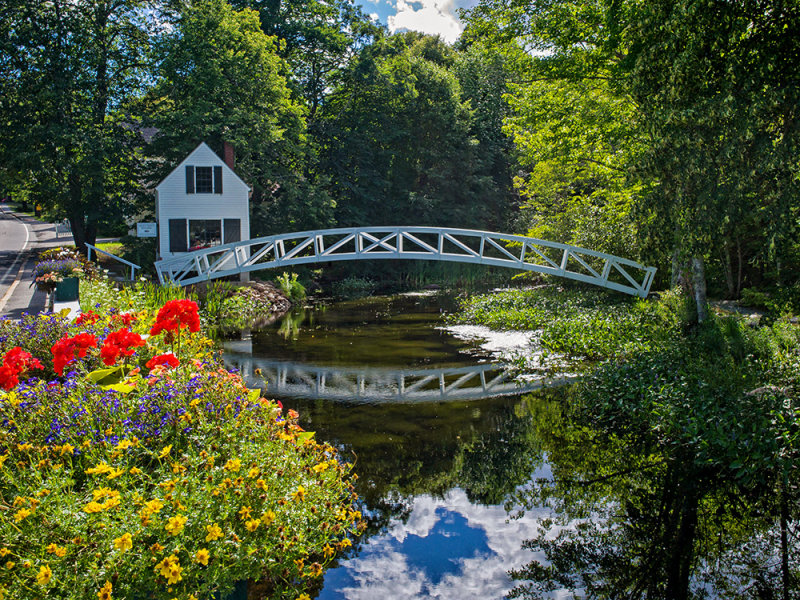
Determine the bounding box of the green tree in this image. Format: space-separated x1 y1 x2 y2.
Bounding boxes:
230 0 381 120
317 33 504 230
146 0 334 235
462 0 800 320
0 0 155 251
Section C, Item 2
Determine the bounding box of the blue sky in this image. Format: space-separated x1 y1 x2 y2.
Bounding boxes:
358 0 479 44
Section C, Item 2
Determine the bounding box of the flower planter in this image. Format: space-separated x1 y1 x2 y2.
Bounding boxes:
55 276 79 301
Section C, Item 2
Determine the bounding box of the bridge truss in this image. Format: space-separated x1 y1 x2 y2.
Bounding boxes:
224 356 574 403
155 226 657 297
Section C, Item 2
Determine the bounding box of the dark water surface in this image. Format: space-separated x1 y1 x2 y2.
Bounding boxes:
222 294 782 599
222 294 555 599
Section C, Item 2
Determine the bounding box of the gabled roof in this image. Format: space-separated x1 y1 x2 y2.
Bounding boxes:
155 142 250 193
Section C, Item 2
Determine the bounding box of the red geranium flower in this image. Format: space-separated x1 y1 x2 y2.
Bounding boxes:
111 312 136 327
99 328 146 366
51 333 98 376
145 353 180 370
0 365 20 390
0 346 43 390
3 347 44 373
75 310 101 325
150 299 200 336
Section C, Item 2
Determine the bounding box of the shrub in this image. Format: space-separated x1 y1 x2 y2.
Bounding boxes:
275 273 306 304
331 276 375 300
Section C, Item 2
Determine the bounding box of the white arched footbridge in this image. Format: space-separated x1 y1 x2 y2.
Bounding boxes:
155 226 657 297
224 356 575 403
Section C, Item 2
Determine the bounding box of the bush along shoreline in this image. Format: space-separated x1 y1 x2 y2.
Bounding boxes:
0 297 364 600
451 285 800 598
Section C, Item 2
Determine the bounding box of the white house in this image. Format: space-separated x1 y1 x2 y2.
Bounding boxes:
155 142 250 260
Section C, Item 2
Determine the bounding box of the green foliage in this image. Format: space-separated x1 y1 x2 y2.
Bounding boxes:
230 0 380 119
146 0 312 223
317 33 508 230
503 303 800 598
331 276 376 300
199 281 269 331
451 287 686 360
275 272 307 303
0 0 154 250
0 306 363 600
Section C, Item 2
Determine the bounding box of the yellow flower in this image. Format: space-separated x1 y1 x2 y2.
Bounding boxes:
14 508 32 522
158 445 172 459
238 506 252 520
338 538 352 549
205 523 223 542
224 458 241 472
312 462 329 473
0 455 7 467
261 510 276 526
159 479 176 492
17 443 33 451
171 463 186 474
86 462 113 476
297 595 311 600
256 479 268 492
45 544 66 557
142 499 164 515
0 549 10 557
106 467 126 479
59 444 74 456
247 466 260 478
165 514 187 535
97 581 113 600
245 518 261 532
36 564 52 585
93 488 120 501
306 562 323 578
116 439 134 450
322 544 334 559
292 486 306 502
155 555 183 584
5 562 14 570
129 467 142 475
113 533 133 552
194 548 210 566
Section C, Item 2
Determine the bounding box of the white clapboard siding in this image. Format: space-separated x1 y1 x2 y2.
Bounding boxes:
155 142 250 259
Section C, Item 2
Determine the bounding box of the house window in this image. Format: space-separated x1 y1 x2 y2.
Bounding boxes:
189 219 221 250
195 167 213 193
186 165 223 194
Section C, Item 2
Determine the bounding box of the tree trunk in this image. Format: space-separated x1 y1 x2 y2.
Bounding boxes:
691 256 708 323
722 241 735 299
781 478 790 600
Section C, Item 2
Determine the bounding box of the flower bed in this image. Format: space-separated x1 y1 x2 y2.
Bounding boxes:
0 300 363 600
33 247 97 295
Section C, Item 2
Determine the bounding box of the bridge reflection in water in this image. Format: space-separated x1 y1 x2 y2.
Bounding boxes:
224 353 573 403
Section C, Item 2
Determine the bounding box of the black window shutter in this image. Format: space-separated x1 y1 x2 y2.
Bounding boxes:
214 166 223 194
169 219 187 252
223 219 241 244
185 166 195 194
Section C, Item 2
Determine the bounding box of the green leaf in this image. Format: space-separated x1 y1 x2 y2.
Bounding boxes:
86 367 124 384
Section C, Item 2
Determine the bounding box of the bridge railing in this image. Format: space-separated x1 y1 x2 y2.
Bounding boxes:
223 356 575 402
155 226 657 297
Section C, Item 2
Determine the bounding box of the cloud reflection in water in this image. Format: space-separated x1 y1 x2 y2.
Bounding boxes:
318 489 553 600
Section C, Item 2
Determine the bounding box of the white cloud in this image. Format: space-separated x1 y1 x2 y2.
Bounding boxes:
387 0 463 44
319 489 575 599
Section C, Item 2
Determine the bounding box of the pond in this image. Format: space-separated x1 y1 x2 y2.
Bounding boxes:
221 293 790 599
222 293 562 599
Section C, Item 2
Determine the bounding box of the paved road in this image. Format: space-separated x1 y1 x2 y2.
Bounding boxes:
0 207 30 296
0 204 75 318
